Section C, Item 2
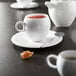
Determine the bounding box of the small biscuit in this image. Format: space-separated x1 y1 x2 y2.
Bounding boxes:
20 50 34 59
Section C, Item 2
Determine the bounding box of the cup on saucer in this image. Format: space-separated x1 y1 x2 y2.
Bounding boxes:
16 0 33 7
10 0 39 9
15 13 51 42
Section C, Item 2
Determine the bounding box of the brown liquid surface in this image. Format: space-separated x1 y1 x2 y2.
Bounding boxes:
65 57 76 60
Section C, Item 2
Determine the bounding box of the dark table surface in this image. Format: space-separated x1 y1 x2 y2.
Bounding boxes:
0 1 76 76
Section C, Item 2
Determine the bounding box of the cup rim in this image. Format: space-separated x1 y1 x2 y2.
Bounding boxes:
59 50 76 61
24 13 49 20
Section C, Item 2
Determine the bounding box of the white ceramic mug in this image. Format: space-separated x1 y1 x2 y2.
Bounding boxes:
46 50 76 76
45 1 76 27
16 0 33 7
15 13 51 42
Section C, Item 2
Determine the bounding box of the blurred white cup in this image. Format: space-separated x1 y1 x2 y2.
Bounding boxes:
16 0 34 7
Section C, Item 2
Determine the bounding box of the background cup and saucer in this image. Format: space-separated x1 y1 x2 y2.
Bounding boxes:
11 13 63 48
10 0 39 9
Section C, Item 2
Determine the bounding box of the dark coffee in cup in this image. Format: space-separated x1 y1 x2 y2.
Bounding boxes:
64 56 76 60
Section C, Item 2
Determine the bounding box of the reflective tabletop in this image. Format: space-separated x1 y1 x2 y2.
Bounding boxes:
0 1 76 76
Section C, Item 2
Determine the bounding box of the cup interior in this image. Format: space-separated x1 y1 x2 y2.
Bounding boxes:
25 13 48 20
60 50 76 60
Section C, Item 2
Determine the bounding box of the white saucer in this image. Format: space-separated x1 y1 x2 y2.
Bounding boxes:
10 2 39 9
11 31 63 48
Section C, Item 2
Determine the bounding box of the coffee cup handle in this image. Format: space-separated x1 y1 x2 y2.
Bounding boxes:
15 21 27 32
46 55 57 69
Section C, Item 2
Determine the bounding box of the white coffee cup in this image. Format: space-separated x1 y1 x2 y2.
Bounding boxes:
46 50 76 76
15 13 51 42
16 0 33 7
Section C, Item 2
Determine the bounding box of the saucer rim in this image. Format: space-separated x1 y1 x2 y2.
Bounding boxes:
10 2 39 9
11 31 63 48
